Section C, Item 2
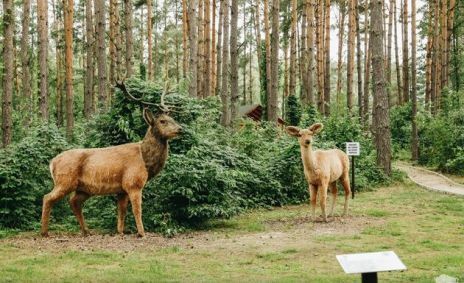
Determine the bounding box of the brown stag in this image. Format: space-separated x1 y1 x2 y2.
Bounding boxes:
41 82 182 237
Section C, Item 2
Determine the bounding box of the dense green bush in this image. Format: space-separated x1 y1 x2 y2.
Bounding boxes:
0 125 70 229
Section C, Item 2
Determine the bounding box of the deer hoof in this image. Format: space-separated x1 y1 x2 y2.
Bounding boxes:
82 229 91 237
41 231 49 237
137 232 145 238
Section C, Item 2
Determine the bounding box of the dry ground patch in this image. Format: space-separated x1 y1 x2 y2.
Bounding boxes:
1 182 463 282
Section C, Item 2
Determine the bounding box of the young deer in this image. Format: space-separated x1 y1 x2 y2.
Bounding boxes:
41 82 182 237
286 123 351 222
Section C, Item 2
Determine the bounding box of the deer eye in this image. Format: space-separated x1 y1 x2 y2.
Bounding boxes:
160 120 166 124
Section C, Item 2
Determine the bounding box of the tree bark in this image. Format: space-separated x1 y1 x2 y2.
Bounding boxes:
370 0 392 176
211 0 217 95
95 0 107 109
220 0 230 126
264 0 272 119
346 0 356 112
182 0 189 79
230 0 239 120
21 0 32 126
411 0 418 161
363 2 370 125
393 0 401 104
289 0 297 97
147 0 153 80
38 0 49 120
386 0 393 100
197 0 204 97
401 0 409 104
269 0 280 122
355 0 363 118
2 0 14 147
336 0 346 105
306 0 315 105
216 0 223 96
188 0 198 97
124 0 134 77
315 0 324 113
64 0 74 141
204 0 211 98
84 0 94 118
323 0 331 116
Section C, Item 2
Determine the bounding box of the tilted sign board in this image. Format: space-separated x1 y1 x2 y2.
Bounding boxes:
346 142 360 156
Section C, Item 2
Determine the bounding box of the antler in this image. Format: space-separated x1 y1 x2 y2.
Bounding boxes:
159 80 170 113
115 81 171 112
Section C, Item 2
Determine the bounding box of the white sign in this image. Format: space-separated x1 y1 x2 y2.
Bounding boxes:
336 251 407 274
346 142 360 156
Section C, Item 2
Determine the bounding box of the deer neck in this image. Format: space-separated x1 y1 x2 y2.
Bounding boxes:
141 129 168 180
300 145 317 172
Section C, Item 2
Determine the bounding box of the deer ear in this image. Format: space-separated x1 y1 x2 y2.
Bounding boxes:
285 126 301 137
143 108 155 126
308 123 324 134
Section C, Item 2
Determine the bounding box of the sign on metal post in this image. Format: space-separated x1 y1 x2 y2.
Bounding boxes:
346 142 360 199
336 251 407 283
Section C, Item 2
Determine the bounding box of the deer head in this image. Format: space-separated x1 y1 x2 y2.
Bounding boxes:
115 81 182 140
285 123 324 148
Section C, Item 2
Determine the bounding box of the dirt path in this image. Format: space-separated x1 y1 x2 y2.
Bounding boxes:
396 163 464 196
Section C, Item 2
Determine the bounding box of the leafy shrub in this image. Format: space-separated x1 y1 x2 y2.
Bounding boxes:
285 95 301 126
0 125 70 229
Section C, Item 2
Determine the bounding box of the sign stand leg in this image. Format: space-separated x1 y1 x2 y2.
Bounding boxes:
361 272 378 283
351 156 355 199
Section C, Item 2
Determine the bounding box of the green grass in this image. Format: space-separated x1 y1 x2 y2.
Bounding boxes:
1 181 464 282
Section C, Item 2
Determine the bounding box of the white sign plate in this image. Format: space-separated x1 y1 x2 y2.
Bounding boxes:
336 251 407 274
346 142 360 156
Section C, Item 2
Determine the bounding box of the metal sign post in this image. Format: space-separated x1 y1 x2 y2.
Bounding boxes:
346 142 360 199
336 251 407 283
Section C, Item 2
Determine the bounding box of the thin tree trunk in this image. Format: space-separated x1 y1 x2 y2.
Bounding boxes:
307 0 315 105
220 0 230 126
147 0 153 80
355 0 362 118
64 0 74 140
95 0 107 109
411 0 418 160
55 1 64 127
393 0 401 104
182 0 189 79
440 0 447 88
216 0 223 96
38 0 49 120
431 0 440 114
300 0 308 102
124 0 134 77
315 0 324 113
211 0 217 95
21 0 32 126
204 0 211 98
230 0 239 120
386 0 393 100
253 1 262 88
447 0 456 85
289 0 297 97
264 0 272 119
346 0 356 112
324 0 331 115
370 0 391 175
401 0 409 103
269 0 280 122
284 43 289 98
363 2 370 125
2 0 14 147
197 0 204 97
109 0 121 101
425 6 433 112
84 0 94 118
336 0 346 105
188 0 198 97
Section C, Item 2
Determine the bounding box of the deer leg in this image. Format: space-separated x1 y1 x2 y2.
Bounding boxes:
128 191 145 237
117 193 129 235
319 182 329 222
69 191 91 236
329 182 338 218
41 187 68 237
309 185 318 221
341 175 351 217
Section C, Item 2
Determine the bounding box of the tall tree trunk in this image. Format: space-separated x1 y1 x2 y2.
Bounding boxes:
431 0 440 114
95 0 107 109
269 0 280 122
355 0 363 118
2 0 14 147
230 0 239 120
401 0 409 104
323 0 331 116
306 0 315 105
253 1 262 88
147 0 153 80
220 0 230 126
370 0 391 176
264 0 272 119
182 0 189 79
315 0 324 113
447 0 456 85
54 1 64 127
300 0 308 102
336 0 346 106
197 0 204 97
386 0 393 100
346 0 356 112
393 0 401 104
188 0 198 97
38 0 49 120
363 3 370 125
84 0 94 118
64 0 74 141
411 0 418 161
204 0 211 98
440 0 447 88
21 0 32 126
289 0 297 97
211 0 217 95
284 43 289 98
124 0 134 77
216 0 223 96
109 0 121 101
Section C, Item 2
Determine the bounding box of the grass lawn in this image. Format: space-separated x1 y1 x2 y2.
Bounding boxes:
1 181 463 282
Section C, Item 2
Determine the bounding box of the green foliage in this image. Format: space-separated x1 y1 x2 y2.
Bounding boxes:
285 95 301 126
259 43 268 121
0 125 70 229
390 104 412 149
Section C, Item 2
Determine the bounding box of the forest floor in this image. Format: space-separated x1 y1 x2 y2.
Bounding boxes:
1 182 464 282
